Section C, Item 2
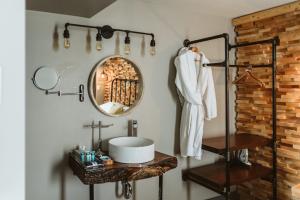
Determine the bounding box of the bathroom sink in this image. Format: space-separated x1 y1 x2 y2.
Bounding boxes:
108 137 155 163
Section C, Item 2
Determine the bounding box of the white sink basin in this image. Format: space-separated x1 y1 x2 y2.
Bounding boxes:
108 137 155 163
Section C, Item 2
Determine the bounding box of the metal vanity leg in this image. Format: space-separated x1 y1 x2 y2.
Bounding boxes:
90 184 94 200
159 175 163 200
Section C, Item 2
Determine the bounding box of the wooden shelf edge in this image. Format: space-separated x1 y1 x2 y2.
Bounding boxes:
202 133 271 155
69 151 178 185
182 161 271 193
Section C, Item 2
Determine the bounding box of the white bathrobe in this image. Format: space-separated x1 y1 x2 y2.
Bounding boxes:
174 48 217 159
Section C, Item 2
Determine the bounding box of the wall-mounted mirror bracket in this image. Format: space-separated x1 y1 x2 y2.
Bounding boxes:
45 84 84 102
32 66 84 102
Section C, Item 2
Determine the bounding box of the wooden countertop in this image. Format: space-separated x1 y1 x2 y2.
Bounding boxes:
69 151 178 185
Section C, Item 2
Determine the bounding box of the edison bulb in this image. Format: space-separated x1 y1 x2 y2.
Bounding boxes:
150 46 156 56
64 38 70 49
96 41 102 51
124 44 131 55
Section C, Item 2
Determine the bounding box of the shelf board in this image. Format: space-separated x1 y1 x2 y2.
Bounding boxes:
207 192 239 200
182 161 271 194
202 133 271 155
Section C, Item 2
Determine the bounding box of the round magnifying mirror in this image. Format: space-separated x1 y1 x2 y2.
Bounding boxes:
88 56 143 116
32 66 59 91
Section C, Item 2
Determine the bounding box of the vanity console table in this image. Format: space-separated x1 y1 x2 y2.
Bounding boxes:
69 151 177 200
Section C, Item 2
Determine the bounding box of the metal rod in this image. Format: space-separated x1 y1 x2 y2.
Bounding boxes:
134 81 138 101
206 62 226 67
110 79 115 102
114 28 154 38
119 80 122 104
83 123 114 128
91 121 95 150
229 38 276 49
59 92 81 95
98 121 102 150
229 64 273 68
184 33 228 47
204 63 273 68
272 38 277 200
67 23 99 29
159 175 163 200
224 34 231 200
45 84 84 102
66 23 154 38
89 184 94 200
125 81 127 106
129 81 132 106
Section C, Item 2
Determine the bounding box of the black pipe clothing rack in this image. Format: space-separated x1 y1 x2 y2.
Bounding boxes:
182 33 279 200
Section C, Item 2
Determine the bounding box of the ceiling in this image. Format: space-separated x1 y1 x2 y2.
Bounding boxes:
141 0 296 18
26 0 296 19
26 0 116 18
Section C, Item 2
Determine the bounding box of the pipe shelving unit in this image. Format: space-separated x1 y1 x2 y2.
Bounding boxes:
182 33 279 200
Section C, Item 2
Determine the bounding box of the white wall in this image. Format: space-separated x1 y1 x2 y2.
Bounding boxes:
26 0 235 200
0 1 25 200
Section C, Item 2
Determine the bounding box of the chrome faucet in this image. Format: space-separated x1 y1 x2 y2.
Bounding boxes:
128 120 138 137
83 120 114 151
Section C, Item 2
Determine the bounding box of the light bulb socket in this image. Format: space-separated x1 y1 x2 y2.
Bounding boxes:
63 28 70 39
150 38 155 47
96 30 102 41
125 34 130 44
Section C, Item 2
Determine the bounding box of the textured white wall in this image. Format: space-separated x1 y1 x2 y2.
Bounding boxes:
26 0 235 200
0 1 25 200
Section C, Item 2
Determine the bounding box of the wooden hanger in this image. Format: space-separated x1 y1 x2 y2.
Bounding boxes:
232 65 265 87
189 46 200 53
189 46 201 63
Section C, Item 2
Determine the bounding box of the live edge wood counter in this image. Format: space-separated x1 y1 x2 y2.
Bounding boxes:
69 151 178 185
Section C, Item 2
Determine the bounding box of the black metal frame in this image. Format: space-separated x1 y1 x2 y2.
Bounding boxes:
64 22 155 40
89 176 164 200
110 78 139 106
184 33 279 200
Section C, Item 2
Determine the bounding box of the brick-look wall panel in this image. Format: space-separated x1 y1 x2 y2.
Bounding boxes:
234 10 300 200
98 57 139 105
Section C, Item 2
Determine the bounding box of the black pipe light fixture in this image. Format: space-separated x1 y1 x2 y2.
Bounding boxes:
62 23 156 56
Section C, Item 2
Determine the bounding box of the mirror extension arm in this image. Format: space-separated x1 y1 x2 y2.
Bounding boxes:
45 84 84 102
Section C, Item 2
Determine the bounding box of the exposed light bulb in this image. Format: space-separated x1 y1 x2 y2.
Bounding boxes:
63 26 70 49
124 44 131 55
124 33 131 55
141 35 145 56
96 40 102 51
150 38 156 56
150 46 156 56
64 38 70 48
96 29 102 51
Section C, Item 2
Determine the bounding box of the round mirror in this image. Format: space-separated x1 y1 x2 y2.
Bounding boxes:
32 66 59 90
88 56 143 116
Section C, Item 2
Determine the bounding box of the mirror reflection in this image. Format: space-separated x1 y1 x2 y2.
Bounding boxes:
88 56 143 116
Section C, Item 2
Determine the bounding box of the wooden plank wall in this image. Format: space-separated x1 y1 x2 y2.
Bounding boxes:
233 1 300 200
